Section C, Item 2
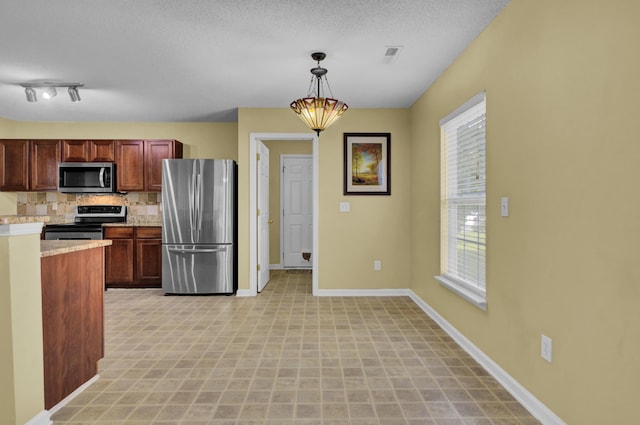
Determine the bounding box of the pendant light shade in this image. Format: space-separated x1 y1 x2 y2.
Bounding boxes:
290 97 348 135
290 52 348 136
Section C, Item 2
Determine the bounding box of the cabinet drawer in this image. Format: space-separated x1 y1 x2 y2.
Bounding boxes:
104 227 134 239
135 227 162 239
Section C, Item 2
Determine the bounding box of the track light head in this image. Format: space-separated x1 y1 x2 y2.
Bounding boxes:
42 86 57 100
25 87 37 102
68 86 81 102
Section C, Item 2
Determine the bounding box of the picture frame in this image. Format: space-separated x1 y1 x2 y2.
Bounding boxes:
343 133 391 195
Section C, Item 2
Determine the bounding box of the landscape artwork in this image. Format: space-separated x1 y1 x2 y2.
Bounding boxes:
343 133 391 195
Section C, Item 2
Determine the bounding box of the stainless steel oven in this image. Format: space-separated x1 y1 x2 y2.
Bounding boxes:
44 205 127 240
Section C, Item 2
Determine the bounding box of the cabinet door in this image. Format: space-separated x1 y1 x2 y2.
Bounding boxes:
145 140 182 191
30 140 60 191
0 140 30 191
89 140 115 162
136 238 162 284
61 140 89 162
135 227 162 285
115 140 144 191
105 239 134 283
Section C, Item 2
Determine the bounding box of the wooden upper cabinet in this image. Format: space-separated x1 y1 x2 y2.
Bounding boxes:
145 140 183 191
116 139 182 192
89 140 115 162
0 140 30 191
115 140 145 192
30 140 61 191
61 140 88 162
61 140 115 162
0 139 60 191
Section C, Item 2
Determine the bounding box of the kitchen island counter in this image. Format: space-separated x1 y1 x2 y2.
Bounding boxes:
40 239 112 257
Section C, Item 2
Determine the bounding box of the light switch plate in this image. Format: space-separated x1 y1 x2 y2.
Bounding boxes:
340 202 350 213
541 334 553 363
501 197 509 217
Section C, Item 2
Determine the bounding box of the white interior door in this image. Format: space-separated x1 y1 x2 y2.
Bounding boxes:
282 155 313 268
257 141 270 292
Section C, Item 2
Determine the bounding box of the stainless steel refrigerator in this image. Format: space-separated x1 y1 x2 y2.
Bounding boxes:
161 159 237 294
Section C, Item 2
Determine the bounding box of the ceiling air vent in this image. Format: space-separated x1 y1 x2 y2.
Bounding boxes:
383 46 403 64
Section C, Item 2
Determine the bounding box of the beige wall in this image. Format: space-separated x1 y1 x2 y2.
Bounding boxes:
262 140 312 266
3 120 238 160
0 232 45 425
409 0 640 423
237 108 411 291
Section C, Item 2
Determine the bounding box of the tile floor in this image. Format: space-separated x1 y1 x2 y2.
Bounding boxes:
51 270 541 425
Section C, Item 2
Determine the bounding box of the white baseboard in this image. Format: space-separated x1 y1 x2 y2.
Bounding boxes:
270 263 283 270
24 410 51 425
316 288 410 297
235 289 253 297
313 287 565 424
47 375 100 417
407 290 566 425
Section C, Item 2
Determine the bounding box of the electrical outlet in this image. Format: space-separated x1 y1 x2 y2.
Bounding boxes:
374 260 381 271
541 335 553 363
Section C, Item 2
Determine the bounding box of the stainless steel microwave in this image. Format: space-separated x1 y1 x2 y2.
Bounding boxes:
58 162 116 193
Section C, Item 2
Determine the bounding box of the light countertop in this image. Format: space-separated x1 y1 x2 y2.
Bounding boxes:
0 215 161 227
40 240 112 258
1 215 52 225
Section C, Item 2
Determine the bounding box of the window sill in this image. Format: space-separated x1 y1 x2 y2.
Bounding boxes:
434 275 487 311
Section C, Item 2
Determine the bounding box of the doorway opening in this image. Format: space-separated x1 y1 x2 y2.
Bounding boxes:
249 132 318 296
280 154 313 270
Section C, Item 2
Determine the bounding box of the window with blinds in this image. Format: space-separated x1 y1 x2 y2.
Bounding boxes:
436 92 487 309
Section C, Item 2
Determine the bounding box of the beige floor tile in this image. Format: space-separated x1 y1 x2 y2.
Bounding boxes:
50 270 540 425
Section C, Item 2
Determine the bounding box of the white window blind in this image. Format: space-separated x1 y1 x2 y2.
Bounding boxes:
436 92 487 308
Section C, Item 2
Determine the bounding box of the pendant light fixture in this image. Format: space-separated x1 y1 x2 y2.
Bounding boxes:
290 52 348 136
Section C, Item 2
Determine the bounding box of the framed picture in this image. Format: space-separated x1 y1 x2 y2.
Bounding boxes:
344 133 391 195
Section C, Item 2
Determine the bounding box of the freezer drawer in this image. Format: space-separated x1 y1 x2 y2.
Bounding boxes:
162 244 235 294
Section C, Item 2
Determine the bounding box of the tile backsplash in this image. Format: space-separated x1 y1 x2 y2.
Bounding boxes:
17 192 161 220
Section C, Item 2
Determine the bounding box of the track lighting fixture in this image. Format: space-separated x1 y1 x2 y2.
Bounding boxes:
20 82 84 103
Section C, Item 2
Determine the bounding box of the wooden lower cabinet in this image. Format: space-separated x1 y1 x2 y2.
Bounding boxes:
104 227 134 284
41 246 105 409
105 226 162 288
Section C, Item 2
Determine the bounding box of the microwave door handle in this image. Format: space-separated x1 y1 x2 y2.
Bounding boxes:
99 167 105 188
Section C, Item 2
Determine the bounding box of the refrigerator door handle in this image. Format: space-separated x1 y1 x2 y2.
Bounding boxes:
195 173 202 232
168 247 227 254
190 172 198 242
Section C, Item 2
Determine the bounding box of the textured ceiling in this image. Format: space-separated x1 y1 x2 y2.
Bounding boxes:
0 0 509 123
